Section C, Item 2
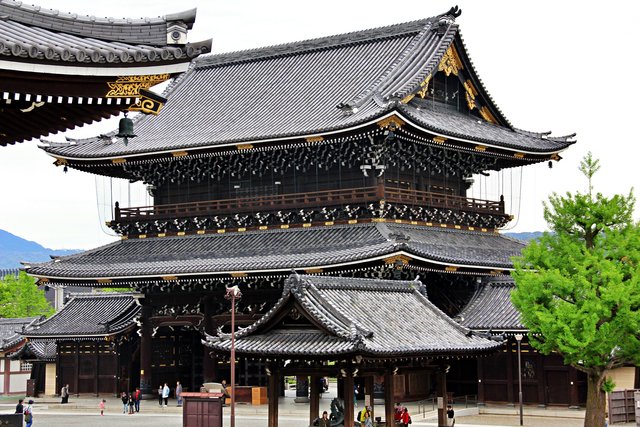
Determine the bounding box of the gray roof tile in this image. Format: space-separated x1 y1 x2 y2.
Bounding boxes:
23 293 140 338
24 223 524 280
459 275 524 331
206 274 502 357
0 1 210 65
0 317 40 351
43 13 572 160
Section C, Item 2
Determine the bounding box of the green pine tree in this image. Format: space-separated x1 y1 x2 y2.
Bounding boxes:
511 153 640 427
0 272 54 318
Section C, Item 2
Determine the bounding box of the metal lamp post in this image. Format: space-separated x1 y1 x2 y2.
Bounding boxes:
514 334 524 426
225 285 242 427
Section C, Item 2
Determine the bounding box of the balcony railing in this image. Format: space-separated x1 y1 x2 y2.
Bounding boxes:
114 186 505 222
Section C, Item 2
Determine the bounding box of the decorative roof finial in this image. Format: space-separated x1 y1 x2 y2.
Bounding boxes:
446 5 462 18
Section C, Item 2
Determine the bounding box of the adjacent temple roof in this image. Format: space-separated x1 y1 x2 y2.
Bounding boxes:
24 222 525 282
458 275 524 333
22 293 140 339
0 317 40 352
205 274 502 358
0 1 212 146
43 8 575 161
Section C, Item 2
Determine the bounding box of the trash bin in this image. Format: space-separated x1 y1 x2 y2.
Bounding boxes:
182 392 223 427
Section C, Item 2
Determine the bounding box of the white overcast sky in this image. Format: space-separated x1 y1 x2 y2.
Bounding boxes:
1 0 639 249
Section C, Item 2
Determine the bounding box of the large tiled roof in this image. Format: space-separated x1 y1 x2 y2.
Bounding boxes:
459 275 524 332
23 293 140 338
24 222 525 281
43 10 573 160
205 274 502 357
0 317 40 351
0 1 210 65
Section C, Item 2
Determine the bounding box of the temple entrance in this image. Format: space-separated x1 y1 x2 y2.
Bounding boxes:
151 327 204 394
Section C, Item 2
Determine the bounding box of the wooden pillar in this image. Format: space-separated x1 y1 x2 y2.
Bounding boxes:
506 339 514 404
537 352 546 406
477 358 485 405
376 177 385 199
115 341 120 397
365 375 375 420
310 374 320 427
203 297 215 383
568 366 579 408
3 356 10 395
268 368 280 427
343 373 354 427
94 341 99 397
384 370 394 427
74 342 79 397
436 365 448 427
139 306 153 396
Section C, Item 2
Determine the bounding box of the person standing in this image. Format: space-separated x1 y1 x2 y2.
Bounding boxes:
162 382 170 407
158 385 163 406
120 392 128 414
176 381 183 407
99 399 106 416
23 399 34 427
15 399 24 414
399 407 412 427
134 388 141 412
318 410 331 427
447 404 455 426
362 406 373 427
60 384 69 404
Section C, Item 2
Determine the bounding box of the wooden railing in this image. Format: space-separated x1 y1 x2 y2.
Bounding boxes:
114 186 504 222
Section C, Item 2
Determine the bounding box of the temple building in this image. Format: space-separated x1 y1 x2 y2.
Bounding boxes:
0 0 211 146
22 6 582 409
0 317 41 395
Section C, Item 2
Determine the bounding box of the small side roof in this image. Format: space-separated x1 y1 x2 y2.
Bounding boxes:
205 274 502 358
458 275 524 333
22 293 140 339
0 317 40 351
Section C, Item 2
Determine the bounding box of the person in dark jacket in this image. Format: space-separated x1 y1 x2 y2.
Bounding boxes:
318 410 330 427
15 398 23 414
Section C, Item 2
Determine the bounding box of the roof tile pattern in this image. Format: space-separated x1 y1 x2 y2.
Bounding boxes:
23 294 140 338
43 12 572 159
206 274 502 357
0 317 39 351
24 223 524 280
459 275 524 331
0 1 209 65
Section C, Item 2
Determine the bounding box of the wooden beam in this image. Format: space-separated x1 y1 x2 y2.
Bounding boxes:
343 373 354 427
310 375 320 427
268 370 279 427
437 365 447 427
384 370 394 427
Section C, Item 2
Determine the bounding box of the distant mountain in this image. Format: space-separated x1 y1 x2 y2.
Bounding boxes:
503 231 544 241
0 229 81 269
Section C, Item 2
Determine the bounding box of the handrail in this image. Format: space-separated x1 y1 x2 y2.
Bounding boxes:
115 186 505 221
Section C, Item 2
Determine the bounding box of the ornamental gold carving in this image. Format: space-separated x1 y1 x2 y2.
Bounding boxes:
376 115 405 130
463 80 477 110
479 106 498 124
383 254 412 265
128 97 163 115
106 74 171 98
416 74 432 98
438 45 463 77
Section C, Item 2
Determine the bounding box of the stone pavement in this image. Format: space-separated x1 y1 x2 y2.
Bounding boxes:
0 386 634 427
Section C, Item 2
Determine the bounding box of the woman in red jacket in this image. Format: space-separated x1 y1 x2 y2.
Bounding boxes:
400 407 411 427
